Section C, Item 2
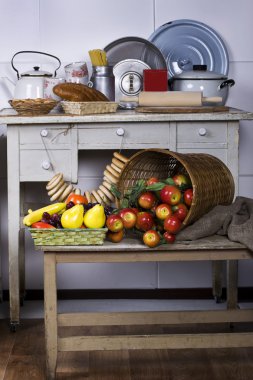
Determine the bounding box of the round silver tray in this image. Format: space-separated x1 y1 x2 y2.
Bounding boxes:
104 36 167 70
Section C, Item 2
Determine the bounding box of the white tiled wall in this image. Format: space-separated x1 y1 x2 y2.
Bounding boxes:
1 0 253 290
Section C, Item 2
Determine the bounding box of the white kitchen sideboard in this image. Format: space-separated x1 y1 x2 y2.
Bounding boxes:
1 108 253 329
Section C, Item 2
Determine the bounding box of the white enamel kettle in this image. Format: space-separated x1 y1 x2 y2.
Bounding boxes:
6 50 61 99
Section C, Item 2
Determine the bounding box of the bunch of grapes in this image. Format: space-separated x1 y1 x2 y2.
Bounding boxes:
66 201 75 209
104 206 114 216
84 202 98 211
41 212 62 229
83 202 115 217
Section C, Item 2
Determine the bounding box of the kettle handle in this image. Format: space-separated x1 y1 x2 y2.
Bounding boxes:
11 51 61 79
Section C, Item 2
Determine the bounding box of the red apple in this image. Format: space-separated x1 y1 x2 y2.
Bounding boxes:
106 214 124 232
172 173 191 187
136 212 154 232
106 229 124 243
155 203 173 220
146 177 159 186
118 208 137 229
164 215 182 234
172 203 188 221
138 191 157 209
143 229 160 248
184 188 193 207
163 231 176 244
131 207 139 215
160 185 181 206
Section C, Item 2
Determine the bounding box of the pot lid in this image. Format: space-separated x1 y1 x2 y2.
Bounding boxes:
21 66 53 77
148 19 229 78
173 65 227 80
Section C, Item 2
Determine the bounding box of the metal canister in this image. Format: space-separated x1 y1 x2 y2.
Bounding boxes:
88 65 115 101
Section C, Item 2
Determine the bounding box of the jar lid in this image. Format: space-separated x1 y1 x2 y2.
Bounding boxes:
173 65 227 80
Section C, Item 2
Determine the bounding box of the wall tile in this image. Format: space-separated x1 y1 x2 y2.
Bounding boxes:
239 121 253 176
56 263 157 289
228 62 253 111
158 262 212 288
238 261 253 286
40 0 154 63
238 176 253 198
0 0 40 61
154 0 253 62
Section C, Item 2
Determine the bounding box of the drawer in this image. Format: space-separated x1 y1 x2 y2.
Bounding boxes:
177 148 227 165
20 149 72 181
19 124 71 149
78 123 170 149
177 122 227 145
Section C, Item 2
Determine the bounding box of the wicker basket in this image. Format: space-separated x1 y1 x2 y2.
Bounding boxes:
117 149 235 227
9 98 58 116
61 101 118 115
29 228 108 246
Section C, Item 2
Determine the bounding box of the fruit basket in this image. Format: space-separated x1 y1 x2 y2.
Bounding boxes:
29 228 108 246
116 148 235 227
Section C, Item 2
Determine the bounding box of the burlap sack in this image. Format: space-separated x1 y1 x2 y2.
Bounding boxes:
176 196 253 251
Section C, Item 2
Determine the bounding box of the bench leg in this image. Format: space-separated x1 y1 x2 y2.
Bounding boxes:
212 261 223 303
44 253 58 380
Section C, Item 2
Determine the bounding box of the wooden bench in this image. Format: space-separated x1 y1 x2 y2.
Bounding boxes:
37 235 253 380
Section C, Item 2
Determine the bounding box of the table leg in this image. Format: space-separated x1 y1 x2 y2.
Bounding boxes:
19 183 26 305
44 253 58 380
7 126 21 328
212 261 223 303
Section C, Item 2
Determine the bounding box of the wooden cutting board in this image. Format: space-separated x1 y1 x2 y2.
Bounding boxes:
135 106 230 113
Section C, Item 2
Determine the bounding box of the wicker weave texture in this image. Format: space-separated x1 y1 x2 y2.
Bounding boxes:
61 101 118 115
9 99 57 115
29 228 108 246
117 149 235 226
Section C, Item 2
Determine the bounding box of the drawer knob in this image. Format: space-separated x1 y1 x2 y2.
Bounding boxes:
116 128 125 136
41 160 51 170
40 129 48 137
198 128 207 136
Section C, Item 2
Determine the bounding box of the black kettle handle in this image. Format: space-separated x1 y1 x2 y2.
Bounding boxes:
11 51 61 79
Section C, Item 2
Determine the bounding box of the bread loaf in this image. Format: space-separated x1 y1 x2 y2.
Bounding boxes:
53 83 109 102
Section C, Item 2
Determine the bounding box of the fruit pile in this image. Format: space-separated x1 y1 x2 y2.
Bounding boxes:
110 173 193 247
23 173 193 248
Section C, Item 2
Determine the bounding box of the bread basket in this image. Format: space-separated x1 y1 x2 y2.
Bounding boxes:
116 149 235 226
61 101 118 115
9 98 58 116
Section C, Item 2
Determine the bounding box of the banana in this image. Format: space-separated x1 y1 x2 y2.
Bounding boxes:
23 203 66 226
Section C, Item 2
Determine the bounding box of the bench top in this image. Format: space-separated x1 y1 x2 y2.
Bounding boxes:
36 235 253 263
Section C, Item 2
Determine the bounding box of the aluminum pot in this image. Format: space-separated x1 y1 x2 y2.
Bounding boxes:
170 65 235 105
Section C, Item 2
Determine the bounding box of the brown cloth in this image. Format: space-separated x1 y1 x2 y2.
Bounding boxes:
176 196 253 251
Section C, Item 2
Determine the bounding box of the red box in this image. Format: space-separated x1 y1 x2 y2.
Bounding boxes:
143 69 168 91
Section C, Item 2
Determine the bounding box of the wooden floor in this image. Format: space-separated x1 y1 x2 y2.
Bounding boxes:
1 319 253 380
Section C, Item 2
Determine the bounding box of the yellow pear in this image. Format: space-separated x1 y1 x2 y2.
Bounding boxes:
61 204 84 229
84 204 106 228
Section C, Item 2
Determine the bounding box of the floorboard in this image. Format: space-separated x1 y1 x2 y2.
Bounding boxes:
0 319 253 380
